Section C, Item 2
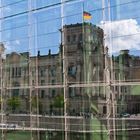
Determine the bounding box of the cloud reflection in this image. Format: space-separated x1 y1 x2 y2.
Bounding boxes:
101 19 140 54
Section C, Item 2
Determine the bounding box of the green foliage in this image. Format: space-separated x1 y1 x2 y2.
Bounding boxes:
31 96 37 108
53 95 64 108
31 96 42 107
31 96 43 114
7 97 21 112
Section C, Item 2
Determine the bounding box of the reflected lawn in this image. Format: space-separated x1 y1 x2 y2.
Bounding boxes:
6 131 30 140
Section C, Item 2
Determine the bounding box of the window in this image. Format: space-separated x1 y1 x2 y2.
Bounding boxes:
12 67 21 77
15 67 18 77
12 89 19 97
18 67 21 77
12 67 14 77
103 106 107 114
51 79 55 85
41 90 45 98
78 33 82 42
40 69 45 77
67 35 70 43
41 80 45 85
49 66 56 77
68 66 77 77
72 34 76 42
51 67 56 77
52 89 56 97
69 87 75 97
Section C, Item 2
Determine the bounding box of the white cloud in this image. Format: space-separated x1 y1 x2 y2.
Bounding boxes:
3 40 20 54
100 19 140 54
15 40 20 45
4 42 12 52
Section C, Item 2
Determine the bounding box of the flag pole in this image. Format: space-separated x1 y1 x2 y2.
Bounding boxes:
82 2 84 24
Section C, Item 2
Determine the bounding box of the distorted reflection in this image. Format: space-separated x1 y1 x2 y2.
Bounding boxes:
0 0 139 140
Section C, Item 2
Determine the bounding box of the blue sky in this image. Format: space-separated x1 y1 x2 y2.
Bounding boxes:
0 0 140 56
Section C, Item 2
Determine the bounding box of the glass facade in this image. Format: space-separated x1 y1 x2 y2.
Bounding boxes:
0 0 139 140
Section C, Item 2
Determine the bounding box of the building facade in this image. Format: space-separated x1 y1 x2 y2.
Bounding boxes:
0 0 140 140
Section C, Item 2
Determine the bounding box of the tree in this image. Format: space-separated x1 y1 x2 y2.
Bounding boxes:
31 96 43 114
52 95 64 115
7 97 21 113
53 95 64 108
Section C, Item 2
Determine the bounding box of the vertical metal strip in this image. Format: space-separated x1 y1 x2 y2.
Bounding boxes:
107 0 116 139
61 0 68 139
28 0 33 139
0 1 4 139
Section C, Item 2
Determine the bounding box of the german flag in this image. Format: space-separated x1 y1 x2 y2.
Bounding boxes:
83 11 92 20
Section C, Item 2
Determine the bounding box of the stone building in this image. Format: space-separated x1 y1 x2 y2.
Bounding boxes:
3 23 106 116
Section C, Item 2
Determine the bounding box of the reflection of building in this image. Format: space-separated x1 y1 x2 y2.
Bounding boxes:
113 50 140 114
5 50 62 113
61 23 106 120
1 23 140 140
2 23 108 140
4 23 106 116
62 23 105 83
